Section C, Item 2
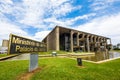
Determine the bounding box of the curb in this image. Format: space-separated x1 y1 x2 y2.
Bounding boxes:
0 54 20 61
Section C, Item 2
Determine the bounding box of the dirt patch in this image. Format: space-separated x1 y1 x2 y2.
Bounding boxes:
76 65 86 68
17 68 41 80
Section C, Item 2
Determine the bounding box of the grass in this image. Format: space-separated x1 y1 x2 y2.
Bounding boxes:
31 58 120 80
0 58 120 80
0 60 28 80
114 50 120 53
0 53 8 58
111 50 120 53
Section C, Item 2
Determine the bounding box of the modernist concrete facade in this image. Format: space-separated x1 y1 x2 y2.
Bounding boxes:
2 40 9 47
42 26 112 52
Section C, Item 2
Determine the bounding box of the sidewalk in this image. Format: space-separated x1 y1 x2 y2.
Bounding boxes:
0 54 19 61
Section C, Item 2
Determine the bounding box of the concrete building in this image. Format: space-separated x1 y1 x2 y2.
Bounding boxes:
42 26 112 52
2 40 9 47
0 40 9 53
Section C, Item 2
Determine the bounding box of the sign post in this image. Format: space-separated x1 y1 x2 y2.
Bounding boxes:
8 34 46 72
77 58 82 66
29 53 38 72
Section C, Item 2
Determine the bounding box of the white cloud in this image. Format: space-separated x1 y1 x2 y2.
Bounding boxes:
0 0 120 46
50 0 69 6
53 3 82 17
64 13 96 25
0 22 27 35
44 17 65 26
44 13 96 27
90 0 120 11
0 0 13 4
20 0 47 26
0 0 24 19
0 18 44 45
0 0 79 45
19 0 75 28
1 0 76 29
0 20 28 45
0 12 34 45
0 0 82 29
34 31 50 41
76 13 120 45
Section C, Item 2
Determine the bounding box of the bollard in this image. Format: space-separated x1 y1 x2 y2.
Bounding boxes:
52 51 57 56
77 58 82 66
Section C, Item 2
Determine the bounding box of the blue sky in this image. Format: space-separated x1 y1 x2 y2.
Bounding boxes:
0 0 120 45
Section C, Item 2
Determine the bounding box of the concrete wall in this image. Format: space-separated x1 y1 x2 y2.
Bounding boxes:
2 40 9 47
43 27 59 51
42 26 111 52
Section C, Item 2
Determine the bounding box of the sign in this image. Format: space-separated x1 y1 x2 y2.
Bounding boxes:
29 53 38 72
8 34 46 54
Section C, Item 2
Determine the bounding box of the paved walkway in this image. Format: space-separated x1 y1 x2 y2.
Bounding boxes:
1 53 94 61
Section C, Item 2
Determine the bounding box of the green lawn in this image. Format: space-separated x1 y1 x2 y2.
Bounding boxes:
113 50 120 53
32 58 120 80
0 58 120 80
0 60 28 80
0 54 7 58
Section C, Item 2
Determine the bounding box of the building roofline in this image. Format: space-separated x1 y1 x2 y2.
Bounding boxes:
42 25 110 41
42 25 58 41
57 25 110 39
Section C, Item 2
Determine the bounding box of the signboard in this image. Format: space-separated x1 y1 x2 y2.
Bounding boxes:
29 53 38 72
8 34 46 54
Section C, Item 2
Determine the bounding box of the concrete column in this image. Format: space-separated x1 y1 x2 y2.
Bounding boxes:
46 37 49 51
93 36 97 49
92 36 96 52
56 27 59 51
82 33 85 52
77 32 80 46
82 33 85 38
103 38 107 49
104 38 107 50
95 37 99 47
91 35 94 51
97 37 100 42
99 38 102 43
94 36 97 42
105 38 107 45
97 37 100 50
90 35 93 42
70 31 73 52
86 35 90 52
109 39 112 50
103 38 106 43
110 39 112 44
97 37 99 42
